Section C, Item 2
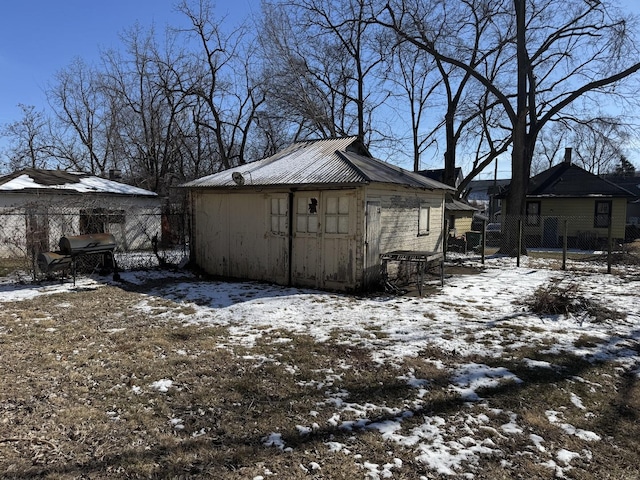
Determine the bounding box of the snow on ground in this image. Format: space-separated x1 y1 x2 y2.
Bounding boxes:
1 255 639 478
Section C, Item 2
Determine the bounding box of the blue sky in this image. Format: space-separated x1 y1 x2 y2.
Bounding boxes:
0 0 254 127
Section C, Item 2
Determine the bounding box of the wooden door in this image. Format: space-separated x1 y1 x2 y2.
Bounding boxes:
321 192 356 288
364 201 382 288
292 192 321 286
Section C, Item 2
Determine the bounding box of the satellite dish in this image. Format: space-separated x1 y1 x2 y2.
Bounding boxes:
232 171 245 186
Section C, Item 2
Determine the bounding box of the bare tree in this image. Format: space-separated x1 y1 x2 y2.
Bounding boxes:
380 0 640 253
383 40 440 172
531 122 569 174
0 104 55 171
177 0 265 169
260 0 387 146
569 118 629 175
99 23 195 194
48 58 116 175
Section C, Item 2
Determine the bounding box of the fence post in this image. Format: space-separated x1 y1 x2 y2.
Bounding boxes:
517 218 522 267
443 218 448 261
562 219 568 271
481 220 486 265
607 218 613 274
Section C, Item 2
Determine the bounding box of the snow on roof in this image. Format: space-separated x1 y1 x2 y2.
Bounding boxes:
0 169 157 197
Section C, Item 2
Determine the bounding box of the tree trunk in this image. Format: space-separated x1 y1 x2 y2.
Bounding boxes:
500 0 529 256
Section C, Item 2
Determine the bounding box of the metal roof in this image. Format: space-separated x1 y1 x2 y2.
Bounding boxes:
445 197 478 212
182 137 454 192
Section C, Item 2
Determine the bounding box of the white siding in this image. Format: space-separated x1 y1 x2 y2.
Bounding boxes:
365 186 445 255
0 193 161 257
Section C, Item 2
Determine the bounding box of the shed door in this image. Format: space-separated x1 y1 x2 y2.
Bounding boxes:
364 201 381 288
322 193 356 287
267 195 290 285
292 192 321 286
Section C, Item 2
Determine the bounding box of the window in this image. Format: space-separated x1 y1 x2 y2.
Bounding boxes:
296 196 318 233
80 208 125 234
526 201 541 226
325 196 350 234
418 204 430 236
270 197 288 235
594 200 611 228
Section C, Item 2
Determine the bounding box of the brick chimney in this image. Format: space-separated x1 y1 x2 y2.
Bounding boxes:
564 147 572 165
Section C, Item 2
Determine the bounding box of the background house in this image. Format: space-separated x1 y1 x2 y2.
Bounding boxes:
465 179 510 222
0 168 161 259
501 149 635 249
182 137 454 291
418 168 479 236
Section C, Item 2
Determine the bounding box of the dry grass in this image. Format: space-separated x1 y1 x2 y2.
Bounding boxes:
0 279 639 479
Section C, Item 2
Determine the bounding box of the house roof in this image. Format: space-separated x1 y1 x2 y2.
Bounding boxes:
182 137 455 192
418 167 464 187
465 179 511 201
0 168 157 197
445 196 478 212
526 162 635 198
602 175 640 198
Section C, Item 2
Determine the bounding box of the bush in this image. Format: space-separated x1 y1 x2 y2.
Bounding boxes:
523 279 625 323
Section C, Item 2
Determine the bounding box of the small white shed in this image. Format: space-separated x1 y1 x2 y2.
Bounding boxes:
0 168 161 258
182 137 454 291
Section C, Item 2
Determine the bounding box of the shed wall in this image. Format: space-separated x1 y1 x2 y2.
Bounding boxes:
192 191 289 284
365 186 445 254
190 185 447 292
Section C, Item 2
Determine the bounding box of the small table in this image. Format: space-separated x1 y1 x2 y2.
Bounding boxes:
380 250 444 295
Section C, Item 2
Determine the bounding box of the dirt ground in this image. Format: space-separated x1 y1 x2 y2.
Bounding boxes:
0 254 639 479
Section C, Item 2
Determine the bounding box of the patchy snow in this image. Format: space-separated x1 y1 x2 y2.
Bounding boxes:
1 255 638 477
150 379 174 393
570 392 586 410
451 363 523 401
546 410 602 442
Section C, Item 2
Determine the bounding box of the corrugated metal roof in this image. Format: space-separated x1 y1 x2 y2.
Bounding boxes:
182 137 454 191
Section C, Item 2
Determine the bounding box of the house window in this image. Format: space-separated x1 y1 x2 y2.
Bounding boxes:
270 197 288 235
594 200 611 228
418 204 430 236
80 208 125 234
526 201 541 226
325 196 349 234
296 196 318 233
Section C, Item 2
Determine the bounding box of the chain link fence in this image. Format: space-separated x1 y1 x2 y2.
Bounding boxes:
0 198 190 282
453 213 640 271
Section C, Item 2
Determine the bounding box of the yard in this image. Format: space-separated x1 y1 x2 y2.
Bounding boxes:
0 251 639 479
